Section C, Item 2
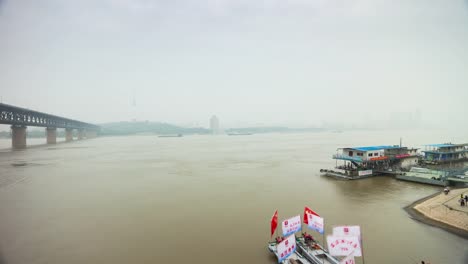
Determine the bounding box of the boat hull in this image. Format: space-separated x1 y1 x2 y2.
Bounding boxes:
268 242 313 264
396 175 448 186
296 238 340 264
268 237 340 264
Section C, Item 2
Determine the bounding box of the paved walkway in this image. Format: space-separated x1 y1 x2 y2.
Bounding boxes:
414 188 468 231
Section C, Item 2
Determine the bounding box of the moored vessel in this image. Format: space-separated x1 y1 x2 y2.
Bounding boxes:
268 208 363 263
158 134 183 138
227 132 252 136
322 144 420 180
396 167 468 187
422 143 468 164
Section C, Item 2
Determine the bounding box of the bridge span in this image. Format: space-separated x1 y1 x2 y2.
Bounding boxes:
0 103 100 149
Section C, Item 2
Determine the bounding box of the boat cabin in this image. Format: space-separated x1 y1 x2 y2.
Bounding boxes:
422 143 468 164
334 145 413 162
333 145 419 173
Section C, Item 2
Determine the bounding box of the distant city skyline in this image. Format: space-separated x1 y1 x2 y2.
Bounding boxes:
0 107 446 132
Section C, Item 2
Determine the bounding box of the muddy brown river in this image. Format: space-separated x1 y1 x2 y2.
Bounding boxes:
0 130 467 264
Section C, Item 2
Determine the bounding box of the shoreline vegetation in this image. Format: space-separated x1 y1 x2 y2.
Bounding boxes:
404 188 468 239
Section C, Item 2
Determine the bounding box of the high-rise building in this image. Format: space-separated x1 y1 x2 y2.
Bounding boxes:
210 115 220 134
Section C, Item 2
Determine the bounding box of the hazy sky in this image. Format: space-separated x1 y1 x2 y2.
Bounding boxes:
1 0 468 128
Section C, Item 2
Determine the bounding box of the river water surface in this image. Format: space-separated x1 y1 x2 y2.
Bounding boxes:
0 130 467 264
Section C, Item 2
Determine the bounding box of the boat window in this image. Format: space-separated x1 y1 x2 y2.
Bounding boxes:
374 153 379 156
368 153 373 157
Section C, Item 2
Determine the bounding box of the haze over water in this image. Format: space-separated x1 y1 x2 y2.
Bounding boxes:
0 130 467 264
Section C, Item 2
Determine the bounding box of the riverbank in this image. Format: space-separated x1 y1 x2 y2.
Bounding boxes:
405 188 468 239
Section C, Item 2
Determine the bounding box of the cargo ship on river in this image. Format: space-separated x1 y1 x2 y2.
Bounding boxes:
158 134 183 138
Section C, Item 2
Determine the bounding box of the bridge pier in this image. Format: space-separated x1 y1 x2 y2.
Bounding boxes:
65 128 73 142
1 103 99 148
46 127 57 144
77 129 85 140
11 125 27 149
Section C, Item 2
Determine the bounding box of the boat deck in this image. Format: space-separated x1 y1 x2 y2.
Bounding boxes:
320 170 376 180
268 238 341 264
296 238 340 264
286 253 312 264
396 175 448 186
268 243 313 264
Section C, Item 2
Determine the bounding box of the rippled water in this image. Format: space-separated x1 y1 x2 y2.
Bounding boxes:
0 130 467 264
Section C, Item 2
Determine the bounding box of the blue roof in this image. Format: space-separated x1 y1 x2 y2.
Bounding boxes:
424 144 454 148
349 145 401 152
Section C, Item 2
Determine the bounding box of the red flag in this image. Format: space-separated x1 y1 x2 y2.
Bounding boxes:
303 206 319 224
270 210 278 237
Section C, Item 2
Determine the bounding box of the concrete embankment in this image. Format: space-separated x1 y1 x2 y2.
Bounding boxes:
404 188 468 239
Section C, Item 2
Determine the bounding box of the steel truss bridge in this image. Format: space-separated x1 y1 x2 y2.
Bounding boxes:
0 103 99 130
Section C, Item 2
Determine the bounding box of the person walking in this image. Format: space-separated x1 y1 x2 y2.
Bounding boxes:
443 187 449 195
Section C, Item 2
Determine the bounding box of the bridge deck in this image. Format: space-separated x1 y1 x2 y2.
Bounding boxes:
0 103 99 130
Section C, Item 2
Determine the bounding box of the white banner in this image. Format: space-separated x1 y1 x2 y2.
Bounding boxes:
326 235 362 257
282 215 302 236
358 170 372 176
276 234 297 263
307 213 324 234
340 253 355 264
332 226 361 238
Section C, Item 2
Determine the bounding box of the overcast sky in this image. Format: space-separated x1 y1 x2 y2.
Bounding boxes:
1 0 467 128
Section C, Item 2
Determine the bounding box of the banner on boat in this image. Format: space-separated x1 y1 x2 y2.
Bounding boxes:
340 253 355 264
332 225 361 238
358 170 372 176
306 213 324 234
281 215 302 236
277 234 296 263
271 210 278 237
303 206 319 224
326 235 362 257
396 153 410 159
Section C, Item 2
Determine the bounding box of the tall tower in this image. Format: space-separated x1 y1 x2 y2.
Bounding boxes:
210 115 220 135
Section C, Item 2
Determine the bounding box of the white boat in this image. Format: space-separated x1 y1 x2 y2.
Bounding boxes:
267 209 342 264
268 235 340 264
296 236 340 264
268 240 313 264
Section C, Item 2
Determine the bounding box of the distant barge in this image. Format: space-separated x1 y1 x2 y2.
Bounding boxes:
158 134 183 138
227 132 252 136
